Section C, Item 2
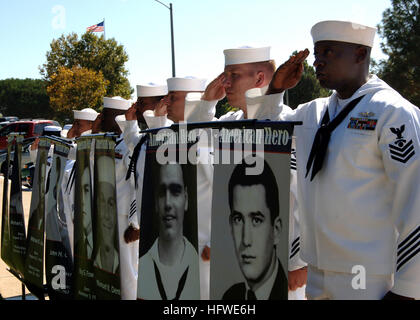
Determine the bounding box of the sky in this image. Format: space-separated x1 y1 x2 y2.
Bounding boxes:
0 0 391 99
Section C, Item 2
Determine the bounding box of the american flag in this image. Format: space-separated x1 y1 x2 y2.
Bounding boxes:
87 21 104 32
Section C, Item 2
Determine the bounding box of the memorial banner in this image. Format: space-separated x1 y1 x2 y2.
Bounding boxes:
45 140 73 299
92 136 121 300
8 134 27 275
210 121 296 300
24 138 51 300
137 127 200 300
73 137 95 300
1 136 14 268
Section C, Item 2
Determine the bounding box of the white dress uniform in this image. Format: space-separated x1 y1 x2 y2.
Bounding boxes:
113 134 138 300
254 74 420 299
116 117 146 217
60 108 99 258
138 237 201 300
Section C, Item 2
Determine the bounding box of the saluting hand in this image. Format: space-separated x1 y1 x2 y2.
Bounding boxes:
267 49 310 94
202 73 226 101
125 102 138 121
91 113 103 134
154 95 169 117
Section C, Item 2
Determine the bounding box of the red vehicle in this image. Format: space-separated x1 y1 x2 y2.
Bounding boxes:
0 120 60 150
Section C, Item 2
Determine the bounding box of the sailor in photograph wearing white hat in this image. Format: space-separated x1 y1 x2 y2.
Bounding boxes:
61 107 99 258
92 96 139 300
256 20 420 299
115 83 168 267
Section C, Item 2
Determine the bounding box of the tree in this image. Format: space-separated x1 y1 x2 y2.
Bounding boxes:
40 32 132 99
287 55 331 109
46 66 109 122
215 97 238 118
0 78 53 120
376 0 420 106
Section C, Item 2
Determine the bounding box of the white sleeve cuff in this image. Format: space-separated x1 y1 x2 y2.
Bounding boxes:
245 88 285 120
393 277 420 299
288 258 308 272
185 93 217 123
143 110 173 129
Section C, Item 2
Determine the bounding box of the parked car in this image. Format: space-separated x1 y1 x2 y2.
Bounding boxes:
0 141 34 187
0 121 13 129
0 120 60 150
0 116 19 123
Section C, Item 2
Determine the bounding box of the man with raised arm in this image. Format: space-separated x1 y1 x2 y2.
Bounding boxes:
258 20 420 299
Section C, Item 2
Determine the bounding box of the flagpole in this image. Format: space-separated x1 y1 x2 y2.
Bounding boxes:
103 18 106 40
154 0 176 77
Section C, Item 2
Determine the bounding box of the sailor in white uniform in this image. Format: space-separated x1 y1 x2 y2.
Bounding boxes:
180 46 308 299
116 83 169 223
60 108 98 258
93 96 138 300
253 20 420 299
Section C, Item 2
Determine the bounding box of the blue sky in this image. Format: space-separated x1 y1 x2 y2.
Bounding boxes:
0 0 391 98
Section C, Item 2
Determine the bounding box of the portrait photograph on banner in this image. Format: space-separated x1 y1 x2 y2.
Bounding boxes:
45 141 73 299
7 135 28 276
24 138 51 300
210 123 294 300
1 137 14 270
137 128 200 300
73 137 96 300
92 136 121 300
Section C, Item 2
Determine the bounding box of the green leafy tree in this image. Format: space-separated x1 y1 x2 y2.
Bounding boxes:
40 32 132 99
0 78 53 119
376 0 420 106
46 66 109 122
287 53 331 109
215 97 238 118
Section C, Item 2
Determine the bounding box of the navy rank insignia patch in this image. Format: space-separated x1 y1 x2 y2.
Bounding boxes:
347 117 377 131
389 125 415 163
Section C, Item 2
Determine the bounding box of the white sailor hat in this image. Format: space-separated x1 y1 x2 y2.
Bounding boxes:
43 125 62 137
136 83 168 98
223 46 271 66
311 20 376 47
103 96 132 110
73 108 99 121
166 77 207 92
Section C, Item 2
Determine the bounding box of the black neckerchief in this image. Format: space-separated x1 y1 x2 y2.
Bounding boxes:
153 261 189 300
125 134 149 188
306 95 365 181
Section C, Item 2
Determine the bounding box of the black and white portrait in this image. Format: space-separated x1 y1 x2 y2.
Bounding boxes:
138 159 200 300
211 152 289 300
